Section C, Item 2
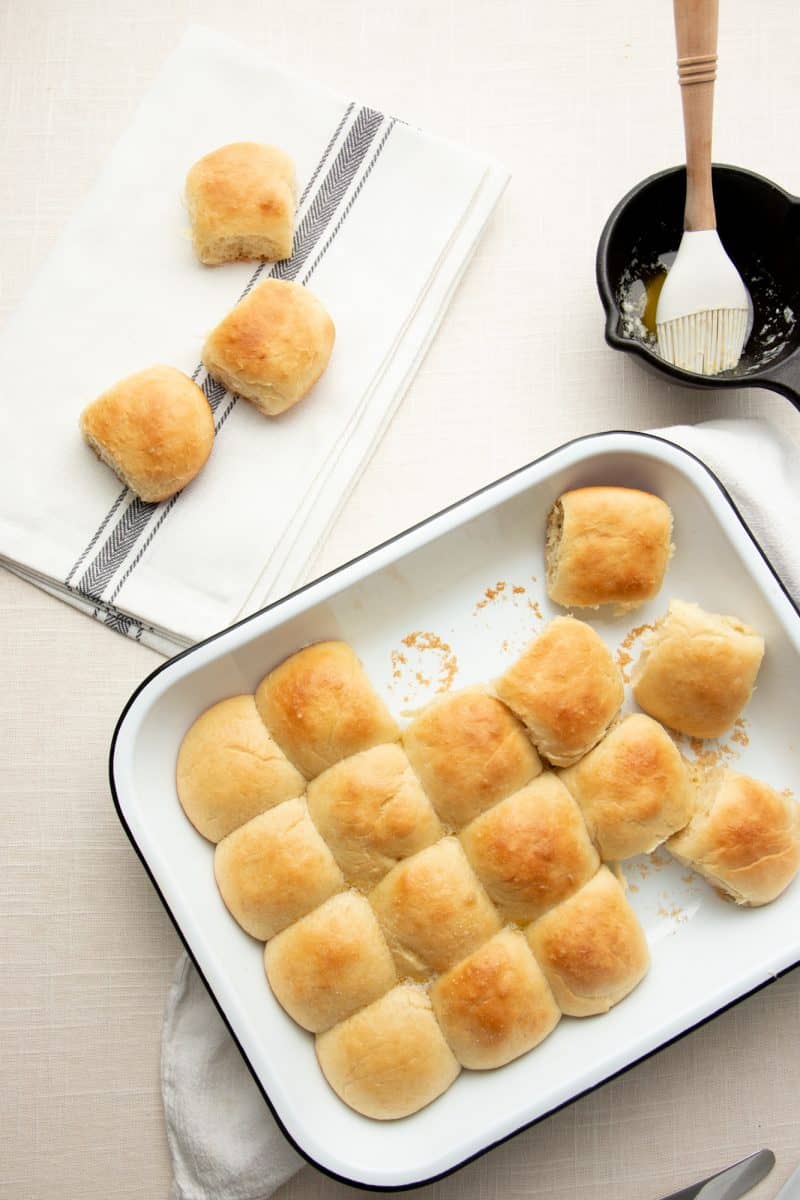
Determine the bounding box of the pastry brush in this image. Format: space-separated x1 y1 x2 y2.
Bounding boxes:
656 0 749 375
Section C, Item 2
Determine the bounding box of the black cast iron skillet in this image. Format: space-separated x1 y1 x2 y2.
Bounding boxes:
596 164 800 408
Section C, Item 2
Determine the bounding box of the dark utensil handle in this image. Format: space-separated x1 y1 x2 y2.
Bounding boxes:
759 353 800 409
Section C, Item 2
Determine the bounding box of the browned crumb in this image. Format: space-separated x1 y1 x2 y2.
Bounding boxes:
649 849 670 869
528 599 543 620
390 649 407 680
512 585 526 595
616 621 653 681
399 631 459 693
685 736 738 770
681 872 696 885
500 639 510 653
731 718 749 747
628 882 639 893
637 861 650 880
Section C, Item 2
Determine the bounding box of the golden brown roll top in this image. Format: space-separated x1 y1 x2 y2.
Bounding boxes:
214 797 343 940
459 773 600 923
185 141 297 265
176 695 305 842
264 891 398 1032
526 866 650 1017
316 984 460 1120
667 768 800 906
202 278 335 418
495 617 624 767
306 744 443 890
559 713 694 860
255 641 399 780
80 365 215 502
430 928 560 1070
546 486 673 611
402 687 542 829
632 600 765 738
368 837 501 980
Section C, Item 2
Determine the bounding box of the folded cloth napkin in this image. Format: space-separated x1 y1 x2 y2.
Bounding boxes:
161 417 800 1200
0 25 508 656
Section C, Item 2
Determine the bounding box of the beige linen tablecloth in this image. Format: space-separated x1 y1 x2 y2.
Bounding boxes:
2 3 800 1199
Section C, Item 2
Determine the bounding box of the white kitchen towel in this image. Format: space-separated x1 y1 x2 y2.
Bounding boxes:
161 417 800 1200
0 25 508 657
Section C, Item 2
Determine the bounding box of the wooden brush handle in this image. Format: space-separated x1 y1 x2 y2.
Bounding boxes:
673 0 719 231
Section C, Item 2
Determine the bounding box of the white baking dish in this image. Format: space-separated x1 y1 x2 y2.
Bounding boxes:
110 431 800 1190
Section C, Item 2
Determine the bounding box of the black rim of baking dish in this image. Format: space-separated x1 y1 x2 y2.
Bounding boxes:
108 429 800 1192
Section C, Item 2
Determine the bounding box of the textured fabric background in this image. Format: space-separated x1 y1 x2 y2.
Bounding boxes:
2 1 800 1198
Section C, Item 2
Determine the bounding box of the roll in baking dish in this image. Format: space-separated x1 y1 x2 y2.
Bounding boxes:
315 984 461 1120
306 744 443 891
402 688 542 829
632 600 765 738
546 485 673 611
264 891 397 1032
526 866 650 1016
668 767 800 906
368 836 501 980
459 773 600 923
495 616 624 766
176 695 304 842
214 797 343 939
431 928 561 1069
559 713 694 860
255 640 399 779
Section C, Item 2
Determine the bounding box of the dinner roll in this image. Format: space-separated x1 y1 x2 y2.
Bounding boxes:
559 713 694 860
202 279 335 417
306 744 443 890
495 617 624 767
667 768 800 906
368 837 501 980
460 773 599 923
186 142 297 265
402 688 542 829
176 695 305 842
316 984 460 1120
214 797 343 939
527 866 650 1016
264 891 397 1032
546 486 673 611
632 600 765 738
255 641 399 780
430 928 560 1070
79 365 214 502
